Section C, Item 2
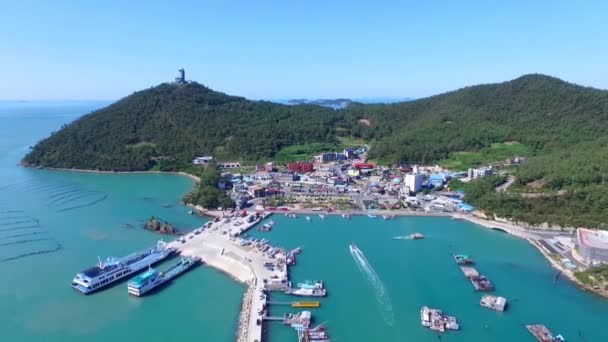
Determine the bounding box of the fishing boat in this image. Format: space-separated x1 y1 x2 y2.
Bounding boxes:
307 324 330 341
297 280 324 290
453 254 474 265
288 287 327 297
257 223 272 232
420 306 459 332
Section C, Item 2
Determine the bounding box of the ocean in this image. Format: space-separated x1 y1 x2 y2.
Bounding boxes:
0 102 607 342
0 102 242 342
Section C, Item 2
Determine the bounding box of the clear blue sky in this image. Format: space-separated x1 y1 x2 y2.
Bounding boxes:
1 0 606 100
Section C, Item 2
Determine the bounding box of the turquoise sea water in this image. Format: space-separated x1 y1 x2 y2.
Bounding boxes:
251 216 608 341
1 102 607 342
0 102 242 341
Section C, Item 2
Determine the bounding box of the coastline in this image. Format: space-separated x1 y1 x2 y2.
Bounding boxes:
22 165 608 337
23 166 201 183
455 213 608 299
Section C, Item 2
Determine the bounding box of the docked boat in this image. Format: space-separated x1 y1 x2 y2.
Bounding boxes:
367 214 377 218
319 214 327 219
292 301 320 308
127 256 200 296
420 306 459 332
307 324 330 341
480 295 507 311
341 213 350 220
72 240 174 295
257 223 272 232
289 287 327 297
297 280 324 290
382 215 395 220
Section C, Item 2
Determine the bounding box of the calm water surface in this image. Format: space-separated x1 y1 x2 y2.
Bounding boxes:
1 102 607 342
0 102 242 342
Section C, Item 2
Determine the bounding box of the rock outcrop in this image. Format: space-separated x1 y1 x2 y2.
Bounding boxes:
144 216 178 234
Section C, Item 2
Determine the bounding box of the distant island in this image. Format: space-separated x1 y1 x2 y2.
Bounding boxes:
21 73 608 229
286 98 352 109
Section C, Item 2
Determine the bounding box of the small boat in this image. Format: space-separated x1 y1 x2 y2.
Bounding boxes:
341 213 351 220
382 215 395 220
367 214 377 219
453 254 474 265
305 216 311 222
410 233 424 240
188 210 194 215
319 214 326 220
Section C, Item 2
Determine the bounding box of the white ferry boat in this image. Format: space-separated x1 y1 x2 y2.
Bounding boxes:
71 240 174 295
127 256 200 296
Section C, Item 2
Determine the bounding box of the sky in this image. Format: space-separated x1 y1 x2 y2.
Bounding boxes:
0 0 607 100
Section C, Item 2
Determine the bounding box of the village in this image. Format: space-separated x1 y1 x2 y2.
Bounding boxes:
192 148 608 302
192 147 510 216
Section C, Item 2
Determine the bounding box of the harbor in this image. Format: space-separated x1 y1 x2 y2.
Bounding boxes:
165 211 330 342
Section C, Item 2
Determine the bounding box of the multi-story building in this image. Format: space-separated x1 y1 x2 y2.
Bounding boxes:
287 161 314 173
404 173 424 194
468 166 493 179
577 228 608 264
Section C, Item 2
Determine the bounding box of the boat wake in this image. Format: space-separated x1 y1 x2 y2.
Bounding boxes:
349 243 395 326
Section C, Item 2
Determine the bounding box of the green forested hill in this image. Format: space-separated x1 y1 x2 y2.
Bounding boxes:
24 74 608 175
22 74 608 226
23 82 345 171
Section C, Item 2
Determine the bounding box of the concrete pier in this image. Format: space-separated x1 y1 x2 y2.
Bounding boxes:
168 212 287 342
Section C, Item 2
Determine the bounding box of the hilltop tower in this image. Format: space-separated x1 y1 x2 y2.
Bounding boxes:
175 68 186 84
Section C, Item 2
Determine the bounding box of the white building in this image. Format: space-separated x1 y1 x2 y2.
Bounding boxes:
577 228 608 264
193 156 213 165
468 166 493 179
405 173 424 194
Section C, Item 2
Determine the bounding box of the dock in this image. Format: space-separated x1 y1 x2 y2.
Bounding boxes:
265 311 330 341
526 324 565 342
168 210 327 342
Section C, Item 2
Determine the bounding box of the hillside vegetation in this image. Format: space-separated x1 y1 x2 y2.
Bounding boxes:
22 74 608 227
